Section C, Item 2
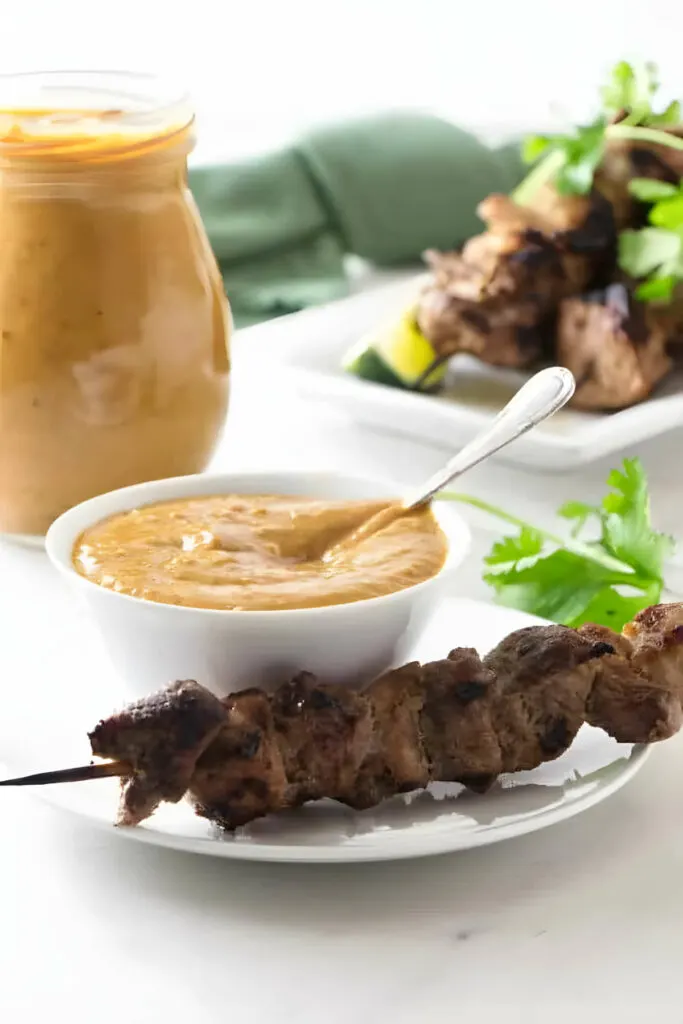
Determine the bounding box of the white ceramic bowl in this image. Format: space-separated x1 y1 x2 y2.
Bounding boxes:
45 470 471 698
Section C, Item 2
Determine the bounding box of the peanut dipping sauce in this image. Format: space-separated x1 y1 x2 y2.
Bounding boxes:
0 95 230 536
73 495 449 611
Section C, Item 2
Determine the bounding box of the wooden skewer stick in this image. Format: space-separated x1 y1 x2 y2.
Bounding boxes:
0 760 131 787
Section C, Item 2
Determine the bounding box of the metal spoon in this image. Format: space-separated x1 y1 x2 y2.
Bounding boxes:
402 364 575 509
323 366 575 557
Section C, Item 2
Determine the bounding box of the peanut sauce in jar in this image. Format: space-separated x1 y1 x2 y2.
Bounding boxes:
0 72 230 538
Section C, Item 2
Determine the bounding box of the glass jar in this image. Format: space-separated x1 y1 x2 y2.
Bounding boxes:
0 71 231 539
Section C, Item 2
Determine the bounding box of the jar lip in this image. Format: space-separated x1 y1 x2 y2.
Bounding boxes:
0 69 192 127
0 71 194 160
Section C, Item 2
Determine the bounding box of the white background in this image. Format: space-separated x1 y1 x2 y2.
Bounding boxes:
3 10 683 1021
6 0 683 160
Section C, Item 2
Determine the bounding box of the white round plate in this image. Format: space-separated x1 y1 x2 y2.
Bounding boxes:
0 542 648 863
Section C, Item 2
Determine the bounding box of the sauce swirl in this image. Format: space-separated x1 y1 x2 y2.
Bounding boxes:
73 494 448 611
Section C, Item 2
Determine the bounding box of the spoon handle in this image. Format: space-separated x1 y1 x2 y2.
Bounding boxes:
403 366 575 509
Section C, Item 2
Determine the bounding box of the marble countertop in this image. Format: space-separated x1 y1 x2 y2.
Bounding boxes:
2 301 683 1022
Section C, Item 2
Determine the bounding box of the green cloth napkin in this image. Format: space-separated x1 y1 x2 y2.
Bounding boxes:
188 113 524 328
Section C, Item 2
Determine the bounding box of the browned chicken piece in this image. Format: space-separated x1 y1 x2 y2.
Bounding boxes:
416 190 615 369
426 189 606 304
89 679 227 826
89 603 683 831
417 227 558 370
556 283 673 409
416 283 551 369
525 185 604 234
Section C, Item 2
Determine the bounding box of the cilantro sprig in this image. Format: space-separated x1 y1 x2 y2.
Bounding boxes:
441 458 672 630
520 119 607 198
619 177 683 301
512 60 683 207
601 61 681 127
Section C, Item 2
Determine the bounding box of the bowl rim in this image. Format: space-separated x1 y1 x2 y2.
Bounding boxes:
45 469 471 619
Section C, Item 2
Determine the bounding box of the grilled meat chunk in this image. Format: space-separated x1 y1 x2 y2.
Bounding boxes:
419 649 500 785
416 190 615 369
484 624 606 772
190 688 289 829
417 257 555 369
623 602 683 727
89 679 227 826
556 283 672 409
580 621 683 743
349 662 427 809
269 672 373 805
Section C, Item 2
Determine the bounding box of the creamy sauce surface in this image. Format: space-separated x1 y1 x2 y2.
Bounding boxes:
0 110 229 536
73 494 449 611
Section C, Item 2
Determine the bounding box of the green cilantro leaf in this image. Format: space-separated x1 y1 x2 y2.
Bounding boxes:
574 583 662 630
618 226 681 277
618 179 683 302
628 178 679 202
440 457 672 630
649 99 682 126
518 119 607 199
554 120 606 196
635 275 676 301
512 59 683 207
484 549 617 627
601 60 642 116
484 527 544 566
649 194 683 228
557 500 599 537
522 135 553 164
557 500 598 520
600 458 675 577
601 60 632 113
601 60 679 126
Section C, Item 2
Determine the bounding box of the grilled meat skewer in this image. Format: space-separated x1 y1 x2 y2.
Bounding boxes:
416 189 616 373
85 603 683 830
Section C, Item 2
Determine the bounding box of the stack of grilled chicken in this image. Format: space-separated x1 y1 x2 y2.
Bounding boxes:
416 133 683 410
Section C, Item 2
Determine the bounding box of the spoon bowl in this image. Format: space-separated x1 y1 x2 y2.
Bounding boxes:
325 367 576 558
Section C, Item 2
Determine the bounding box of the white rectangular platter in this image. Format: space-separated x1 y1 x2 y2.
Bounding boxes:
239 274 683 471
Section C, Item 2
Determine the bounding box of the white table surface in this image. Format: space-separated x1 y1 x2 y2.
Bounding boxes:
3 302 683 1023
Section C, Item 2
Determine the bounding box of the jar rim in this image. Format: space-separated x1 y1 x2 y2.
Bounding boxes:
0 69 190 116
0 71 194 161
